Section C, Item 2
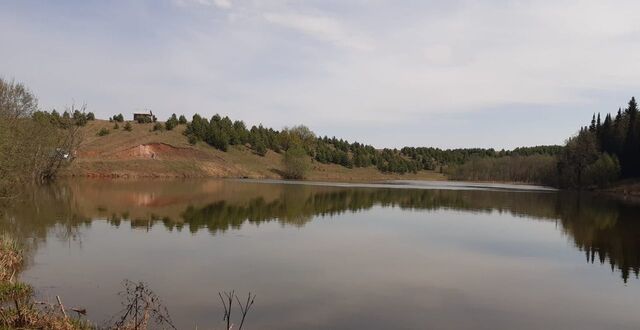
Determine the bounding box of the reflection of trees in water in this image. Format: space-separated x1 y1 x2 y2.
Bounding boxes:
1 183 639 282
0 185 92 266
555 193 640 282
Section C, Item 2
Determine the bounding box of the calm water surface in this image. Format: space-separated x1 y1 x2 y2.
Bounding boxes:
1 179 639 329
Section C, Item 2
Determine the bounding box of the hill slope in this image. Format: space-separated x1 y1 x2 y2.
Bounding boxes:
61 120 444 182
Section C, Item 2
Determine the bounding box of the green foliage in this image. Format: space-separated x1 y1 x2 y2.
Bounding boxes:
165 113 179 130
0 282 32 302
0 78 82 191
123 122 132 132
152 122 164 132
113 113 124 122
447 154 558 185
283 145 309 179
178 114 187 125
183 112 562 175
254 138 267 156
97 127 110 136
584 153 620 188
557 131 600 188
591 97 640 179
449 95 640 188
86 112 95 120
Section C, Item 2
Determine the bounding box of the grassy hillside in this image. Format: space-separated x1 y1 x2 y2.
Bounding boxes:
61 120 445 182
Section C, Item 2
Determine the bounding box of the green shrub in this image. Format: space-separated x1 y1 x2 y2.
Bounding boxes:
283 145 309 179
124 122 132 132
152 122 164 132
255 140 267 157
584 153 620 188
97 128 110 136
178 115 187 125
165 114 179 130
0 282 32 303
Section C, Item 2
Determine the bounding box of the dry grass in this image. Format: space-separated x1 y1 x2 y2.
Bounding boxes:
0 234 22 283
0 234 93 329
62 120 446 182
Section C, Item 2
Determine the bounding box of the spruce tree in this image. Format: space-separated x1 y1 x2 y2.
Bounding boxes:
623 97 639 176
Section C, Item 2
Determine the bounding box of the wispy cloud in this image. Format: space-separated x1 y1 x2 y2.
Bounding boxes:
1 0 640 148
263 12 373 51
173 0 232 9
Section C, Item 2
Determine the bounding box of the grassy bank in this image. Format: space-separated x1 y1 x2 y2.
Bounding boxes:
0 234 92 329
59 120 446 182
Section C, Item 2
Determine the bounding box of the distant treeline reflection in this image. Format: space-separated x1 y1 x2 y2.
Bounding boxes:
2 183 639 282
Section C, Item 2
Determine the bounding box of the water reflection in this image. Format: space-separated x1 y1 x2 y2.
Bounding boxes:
1 179 639 283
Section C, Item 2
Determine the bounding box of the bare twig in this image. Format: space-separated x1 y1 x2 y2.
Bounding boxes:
218 290 256 330
235 292 255 330
110 280 176 330
56 295 68 319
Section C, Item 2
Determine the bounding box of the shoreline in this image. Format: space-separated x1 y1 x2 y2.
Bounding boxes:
57 174 640 200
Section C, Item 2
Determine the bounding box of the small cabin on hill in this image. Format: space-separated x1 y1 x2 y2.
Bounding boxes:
133 111 155 123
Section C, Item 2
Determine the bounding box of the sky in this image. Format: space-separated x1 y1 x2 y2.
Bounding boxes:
1 0 640 149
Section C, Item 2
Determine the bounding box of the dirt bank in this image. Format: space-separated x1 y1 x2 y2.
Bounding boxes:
62 120 445 182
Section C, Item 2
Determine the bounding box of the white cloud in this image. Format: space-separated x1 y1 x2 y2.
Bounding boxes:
2 0 640 148
172 0 232 9
213 0 232 9
263 12 373 51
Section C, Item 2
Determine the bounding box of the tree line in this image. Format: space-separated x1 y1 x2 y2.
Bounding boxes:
450 97 640 188
555 97 640 188
180 113 563 177
4 76 634 187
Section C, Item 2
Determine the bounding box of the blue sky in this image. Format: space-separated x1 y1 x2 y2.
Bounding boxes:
2 0 640 149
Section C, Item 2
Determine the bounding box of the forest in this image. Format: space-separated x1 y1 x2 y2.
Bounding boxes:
181 112 563 176
2 77 639 190
450 98 640 188
179 96 639 188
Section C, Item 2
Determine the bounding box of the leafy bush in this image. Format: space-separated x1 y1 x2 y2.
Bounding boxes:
165 113 179 130
255 139 267 156
283 145 309 179
124 122 132 132
97 127 110 136
178 115 187 125
113 113 124 122
584 153 620 188
152 122 164 132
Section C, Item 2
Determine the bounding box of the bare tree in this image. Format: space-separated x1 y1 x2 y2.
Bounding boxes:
0 78 84 196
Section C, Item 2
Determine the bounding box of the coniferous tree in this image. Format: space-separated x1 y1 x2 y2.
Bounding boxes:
589 114 596 132
623 97 639 176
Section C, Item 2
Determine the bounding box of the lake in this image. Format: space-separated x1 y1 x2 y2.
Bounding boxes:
1 179 639 329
